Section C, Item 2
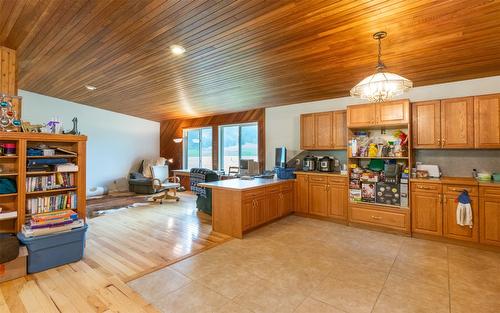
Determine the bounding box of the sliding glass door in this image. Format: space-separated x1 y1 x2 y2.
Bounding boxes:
219 123 258 173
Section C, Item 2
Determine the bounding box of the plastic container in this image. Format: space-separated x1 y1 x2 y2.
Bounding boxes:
275 167 295 179
17 224 88 273
1 143 16 156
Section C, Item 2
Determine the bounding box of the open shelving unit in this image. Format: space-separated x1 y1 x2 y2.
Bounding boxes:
0 132 87 233
346 100 412 234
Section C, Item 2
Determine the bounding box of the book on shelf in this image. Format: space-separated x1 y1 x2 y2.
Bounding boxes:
0 211 17 220
52 147 77 155
26 173 75 192
54 163 79 172
26 192 77 215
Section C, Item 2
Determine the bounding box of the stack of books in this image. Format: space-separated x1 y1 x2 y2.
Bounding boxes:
55 163 79 172
22 210 83 237
26 192 77 215
26 173 75 192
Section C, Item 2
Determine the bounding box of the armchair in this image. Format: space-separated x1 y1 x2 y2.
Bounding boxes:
150 165 181 203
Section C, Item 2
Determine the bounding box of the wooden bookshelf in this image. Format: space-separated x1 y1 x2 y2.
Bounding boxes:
0 132 87 233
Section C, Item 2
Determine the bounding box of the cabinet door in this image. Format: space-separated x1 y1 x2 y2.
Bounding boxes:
333 110 347 149
441 97 474 148
300 114 315 149
347 104 376 128
443 194 478 242
412 101 441 149
411 191 442 235
242 200 255 231
480 196 500 246
474 94 500 148
267 191 280 220
314 112 333 149
254 197 269 226
327 183 347 220
296 175 309 213
376 100 409 126
309 182 328 216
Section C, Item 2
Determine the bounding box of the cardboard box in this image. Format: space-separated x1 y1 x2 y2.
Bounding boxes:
0 246 27 283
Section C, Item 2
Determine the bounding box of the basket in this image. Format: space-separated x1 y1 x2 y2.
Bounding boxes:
275 167 296 179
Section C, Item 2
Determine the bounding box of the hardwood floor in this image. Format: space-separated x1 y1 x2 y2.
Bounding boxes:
0 192 231 313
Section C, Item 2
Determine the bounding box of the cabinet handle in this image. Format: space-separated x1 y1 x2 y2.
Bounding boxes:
450 188 469 192
417 185 432 190
371 215 382 220
438 194 442 204
437 138 441 144
443 195 447 203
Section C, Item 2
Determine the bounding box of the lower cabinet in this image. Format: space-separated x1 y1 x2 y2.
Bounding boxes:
443 194 479 242
411 190 443 236
480 186 500 246
349 203 410 232
296 173 348 220
242 199 255 231
309 182 329 216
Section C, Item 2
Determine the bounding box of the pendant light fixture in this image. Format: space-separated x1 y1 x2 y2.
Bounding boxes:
350 31 412 102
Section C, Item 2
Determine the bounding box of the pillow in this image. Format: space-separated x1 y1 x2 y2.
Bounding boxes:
142 158 167 178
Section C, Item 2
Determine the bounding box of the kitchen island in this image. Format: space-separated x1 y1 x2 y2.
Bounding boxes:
200 178 294 238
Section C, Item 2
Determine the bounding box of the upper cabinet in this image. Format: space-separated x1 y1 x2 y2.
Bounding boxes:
347 100 409 128
412 101 441 148
300 114 315 150
376 100 410 126
314 112 333 149
413 95 500 149
441 97 474 149
474 94 500 148
300 110 346 150
333 110 347 149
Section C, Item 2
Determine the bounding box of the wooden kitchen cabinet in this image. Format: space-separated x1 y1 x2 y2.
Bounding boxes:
333 110 347 149
253 196 269 226
300 113 315 149
309 182 329 216
474 94 500 148
242 200 256 231
411 189 443 236
347 103 376 127
441 97 474 148
315 112 333 149
296 174 309 213
327 182 348 220
480 186 500 246
412 101 441 149
300 110 346 150
267 188 280 221
376 100 409 126
443 188 479 242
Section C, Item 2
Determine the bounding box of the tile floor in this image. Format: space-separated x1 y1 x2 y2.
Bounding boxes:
128 215 500 313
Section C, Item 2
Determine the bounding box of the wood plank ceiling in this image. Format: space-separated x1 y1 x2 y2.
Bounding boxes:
1 0 500 121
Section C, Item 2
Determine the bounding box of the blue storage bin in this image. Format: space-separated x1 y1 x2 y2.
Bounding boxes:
17 224 88 273
275 167 296 179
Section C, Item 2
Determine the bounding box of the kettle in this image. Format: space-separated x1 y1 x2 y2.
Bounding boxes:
302 156 317 171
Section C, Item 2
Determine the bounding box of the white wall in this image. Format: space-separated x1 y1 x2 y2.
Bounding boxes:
265 75 500 170
20 90 160 191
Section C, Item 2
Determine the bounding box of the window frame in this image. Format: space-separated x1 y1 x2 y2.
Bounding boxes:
218 122 259 172
182 126 213 169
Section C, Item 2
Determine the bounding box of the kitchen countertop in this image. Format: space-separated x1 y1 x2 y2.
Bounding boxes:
294 171 347 177
199 177 291 191
410 176 499 186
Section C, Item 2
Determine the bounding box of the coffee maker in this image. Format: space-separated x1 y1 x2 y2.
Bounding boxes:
302 156 317 171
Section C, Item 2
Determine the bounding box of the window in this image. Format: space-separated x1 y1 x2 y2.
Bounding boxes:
183 127 212 169
219 123 258 173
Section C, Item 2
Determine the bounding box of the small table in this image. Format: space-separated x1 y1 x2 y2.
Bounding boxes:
172 169 191 191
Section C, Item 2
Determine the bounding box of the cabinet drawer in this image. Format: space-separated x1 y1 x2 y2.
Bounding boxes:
308 175 327 183
281 182 293 192
328 176 347 184
411 183 441 193
443 185 478 196
266 185 281 194
242 188 266 200
480 186 500 198
350 206 408 230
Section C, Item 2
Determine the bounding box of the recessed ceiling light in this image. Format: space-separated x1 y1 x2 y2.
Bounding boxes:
85 85 97 91
170 45 186 55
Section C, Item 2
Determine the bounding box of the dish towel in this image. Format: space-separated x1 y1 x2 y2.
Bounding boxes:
456 191 473 228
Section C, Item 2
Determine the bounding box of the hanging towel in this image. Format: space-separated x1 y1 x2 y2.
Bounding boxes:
456 191 473 228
